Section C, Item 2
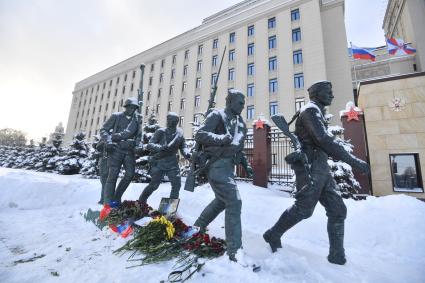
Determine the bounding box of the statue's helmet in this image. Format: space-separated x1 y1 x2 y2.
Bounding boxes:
124 97 139 108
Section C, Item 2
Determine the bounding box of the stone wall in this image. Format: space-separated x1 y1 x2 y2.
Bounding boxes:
358 72 425 198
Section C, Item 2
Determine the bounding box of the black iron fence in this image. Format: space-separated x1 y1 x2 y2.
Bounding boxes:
268 129 294 185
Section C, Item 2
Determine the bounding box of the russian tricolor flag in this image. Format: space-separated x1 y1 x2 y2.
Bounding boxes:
387 38 416 56
351 45 376 61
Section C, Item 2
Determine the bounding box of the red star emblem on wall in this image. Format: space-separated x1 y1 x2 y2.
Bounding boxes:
346 107 360 122
255 119 265 129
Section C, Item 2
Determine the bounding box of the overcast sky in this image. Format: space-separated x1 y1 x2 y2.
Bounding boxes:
0 0 388 141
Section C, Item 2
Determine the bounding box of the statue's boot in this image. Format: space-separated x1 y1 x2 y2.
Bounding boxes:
263 209 302 252
327 221 346 265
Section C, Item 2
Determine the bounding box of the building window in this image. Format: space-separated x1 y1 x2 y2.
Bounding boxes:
198 45 203 55
156 104 160 114
161 59 165 68
247 83 255 97
179 116 184 127
197 60 202 72
269 56 277 71
213 38 218 49
114 89 118 96
247 63 255 76
122 86 126 94
159 73 164 83
132 70 136 79
248 43 255 56
147 91 151 101
269 35 277 49
180 98 186 110
172 55 177 64
145 106 149 116
268 17 276 29
228 68 235 81
149 77 153 86
247 105 255 120
291 8 300 21
184 50 189 59
229 49 235 61
130 83 134 91
269 78 278 93
212 55 218 67
169 85 174 95
182 81 187 91
158 88 162 98
112 101 115 110
294 73 304 89
194 114 200 125
292 28 301 42
229 32 235 43
168 101 172 111
194 95 200 108
293 50 303 64
109 80 112 86
183 65 188 76
150 64 154 72
390 154 423 193
248 25 254 36
295 98 305 111
196 77 202 88
103 82 106 89
171 68 175 79
211 73 218 85
269 101 278 116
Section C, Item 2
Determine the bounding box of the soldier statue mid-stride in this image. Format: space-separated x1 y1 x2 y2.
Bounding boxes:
100 97 139 204
139 112 191 203
193 89 253 262
263 81 370 265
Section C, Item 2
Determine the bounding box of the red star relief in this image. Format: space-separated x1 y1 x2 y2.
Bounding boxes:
255 119 265 129
346 107 360 122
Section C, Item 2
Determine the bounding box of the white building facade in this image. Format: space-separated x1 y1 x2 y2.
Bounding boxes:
64 0 353 143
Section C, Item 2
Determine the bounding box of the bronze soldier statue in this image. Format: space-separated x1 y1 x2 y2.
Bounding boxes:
193 89 253 262
100 97 139 204
139 112 191 203
263 81 370 265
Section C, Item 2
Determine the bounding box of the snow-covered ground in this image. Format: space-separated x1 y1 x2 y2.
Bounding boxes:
0 168 424 283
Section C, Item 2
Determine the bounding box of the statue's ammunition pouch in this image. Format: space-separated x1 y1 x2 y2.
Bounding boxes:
118 139 135 151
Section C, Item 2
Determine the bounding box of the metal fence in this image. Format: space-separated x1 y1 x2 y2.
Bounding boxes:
235 132 253 181
268 129 294 185
181 130 295 185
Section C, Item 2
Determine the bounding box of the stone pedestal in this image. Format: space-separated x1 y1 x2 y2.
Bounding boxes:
252 119 271 188
341 108 372 195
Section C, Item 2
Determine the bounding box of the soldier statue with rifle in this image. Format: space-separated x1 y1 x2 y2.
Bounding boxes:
192 89 253 262
138 112 191 203
99 97 139 204
263 81 370 265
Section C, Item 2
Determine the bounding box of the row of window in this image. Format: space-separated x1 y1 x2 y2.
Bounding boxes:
149 49 303 93
147 70 305 106
246 98 305 120
148 8 301 73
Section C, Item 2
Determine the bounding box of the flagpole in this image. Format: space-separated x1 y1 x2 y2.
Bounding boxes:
350 42 358 84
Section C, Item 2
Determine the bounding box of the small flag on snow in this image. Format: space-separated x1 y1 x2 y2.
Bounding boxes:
387 38 416 56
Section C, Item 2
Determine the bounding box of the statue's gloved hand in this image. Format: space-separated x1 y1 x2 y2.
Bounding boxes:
111 133 122 142
221 133 233 145
352 159 370 175
106 143 117 153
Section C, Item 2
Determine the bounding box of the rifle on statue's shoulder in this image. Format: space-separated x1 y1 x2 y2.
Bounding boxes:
271 113 313 191
184 46 227 192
